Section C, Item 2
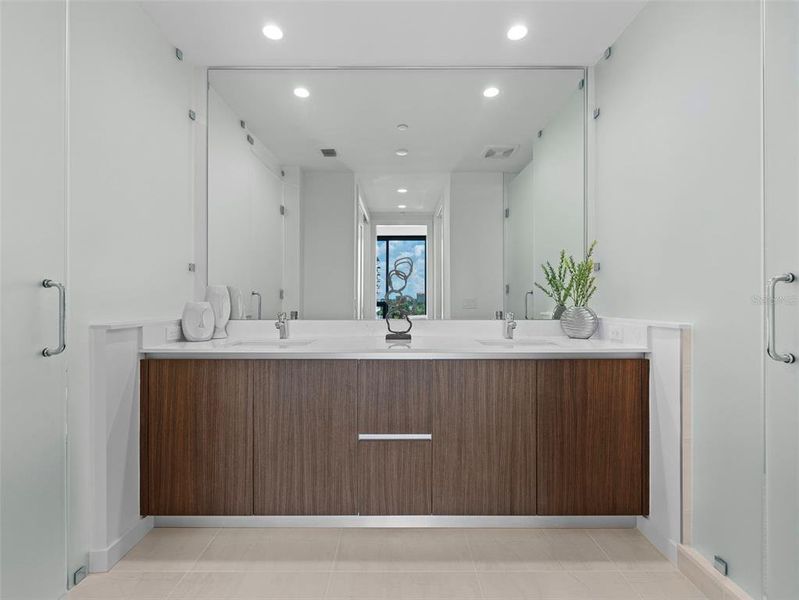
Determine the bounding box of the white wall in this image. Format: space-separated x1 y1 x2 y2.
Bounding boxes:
591 1 763 596
450 172 504 319
208 87 284 319
301 171 356 319
69 0 196 576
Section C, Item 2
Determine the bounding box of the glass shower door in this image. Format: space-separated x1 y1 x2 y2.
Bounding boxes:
0 1 69 597
763 2 799 598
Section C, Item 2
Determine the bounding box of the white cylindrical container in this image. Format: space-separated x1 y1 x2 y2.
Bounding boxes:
205 285 231 338
181 301 215 342
228 286 246 320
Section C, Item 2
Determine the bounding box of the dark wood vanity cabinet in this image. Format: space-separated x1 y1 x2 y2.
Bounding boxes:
140 359 253 515
536 359 649 516
140 357 649 517
253 360 358 515
432 360 537 515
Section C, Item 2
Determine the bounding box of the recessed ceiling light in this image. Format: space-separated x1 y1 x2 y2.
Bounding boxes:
293 87 310 98
483 86 500 98
262 23 284 40
397 123 409 131
397 188 408 194
397 204 407 209
506 24 528 41
395 149 409 157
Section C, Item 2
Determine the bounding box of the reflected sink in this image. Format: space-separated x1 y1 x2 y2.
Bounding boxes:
227 339 316 348
476 338 557 347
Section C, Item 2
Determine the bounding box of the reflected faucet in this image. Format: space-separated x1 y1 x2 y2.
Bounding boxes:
251 290 262 320
504 312 517 339
524 291 534 320
275 312 288 339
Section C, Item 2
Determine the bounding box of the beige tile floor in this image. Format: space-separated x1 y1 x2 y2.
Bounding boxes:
69 528 706 600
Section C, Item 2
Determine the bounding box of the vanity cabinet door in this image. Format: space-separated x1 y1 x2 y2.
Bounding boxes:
140 359 253 515
432 360 537 515
254 360 358 515
536 359 649 516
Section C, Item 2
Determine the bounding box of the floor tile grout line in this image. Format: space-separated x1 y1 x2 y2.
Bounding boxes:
586 528 629 573
618 570 649 600
582 529 618 570
164 528 220 600
322 528 343 599
463 530 486 600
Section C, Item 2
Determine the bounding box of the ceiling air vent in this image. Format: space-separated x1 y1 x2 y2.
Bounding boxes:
320 148 338 158
482 145 517 159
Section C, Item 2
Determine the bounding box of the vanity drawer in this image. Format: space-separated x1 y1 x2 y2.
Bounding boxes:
358 439 431 515
357 360 433 433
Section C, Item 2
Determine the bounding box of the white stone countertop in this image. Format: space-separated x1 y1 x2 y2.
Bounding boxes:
141 334 648 360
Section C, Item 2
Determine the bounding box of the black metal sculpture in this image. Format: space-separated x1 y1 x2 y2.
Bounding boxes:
384 256 414 340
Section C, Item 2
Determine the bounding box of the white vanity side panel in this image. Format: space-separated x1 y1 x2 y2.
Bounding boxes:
637 326 683 562
89 326 154 572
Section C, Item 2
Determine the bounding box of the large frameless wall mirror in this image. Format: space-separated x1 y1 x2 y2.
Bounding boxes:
207 68 586 320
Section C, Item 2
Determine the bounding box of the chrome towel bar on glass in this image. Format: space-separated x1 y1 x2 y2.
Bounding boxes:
41 278 66 357
766 272 795 364
358 433 432 441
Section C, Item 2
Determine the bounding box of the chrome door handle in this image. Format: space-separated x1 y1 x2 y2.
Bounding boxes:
42 279 66 357
766 272 794 364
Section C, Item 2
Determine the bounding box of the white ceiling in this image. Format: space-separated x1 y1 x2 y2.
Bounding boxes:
209 68 583 174
140 1 645 68
146 0 647 214
358 173 450 213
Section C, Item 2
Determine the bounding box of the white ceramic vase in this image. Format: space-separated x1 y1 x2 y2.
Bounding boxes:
181 301 215 342
205 285 231 338
228 286 246 320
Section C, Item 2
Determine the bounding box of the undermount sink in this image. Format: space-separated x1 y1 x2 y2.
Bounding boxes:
227 339 316 347
476 338 557 347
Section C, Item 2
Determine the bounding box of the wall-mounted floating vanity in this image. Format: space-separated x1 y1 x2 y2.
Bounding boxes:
139 324 650 519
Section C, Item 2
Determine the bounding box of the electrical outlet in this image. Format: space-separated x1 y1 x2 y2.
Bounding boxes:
609 325 624 342
462 298 478 310
166 325 181 342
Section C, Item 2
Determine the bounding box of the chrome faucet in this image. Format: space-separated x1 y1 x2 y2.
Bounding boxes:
503 312 517 339
275 312 289 339
251 290 262 320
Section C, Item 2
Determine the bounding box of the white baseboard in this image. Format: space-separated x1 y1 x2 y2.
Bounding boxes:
636 516 678 563
677 545 753 600
89 516 154 573
153 515 637 528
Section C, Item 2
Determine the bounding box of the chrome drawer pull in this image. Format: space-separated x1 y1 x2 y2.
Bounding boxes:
358 433 432 441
